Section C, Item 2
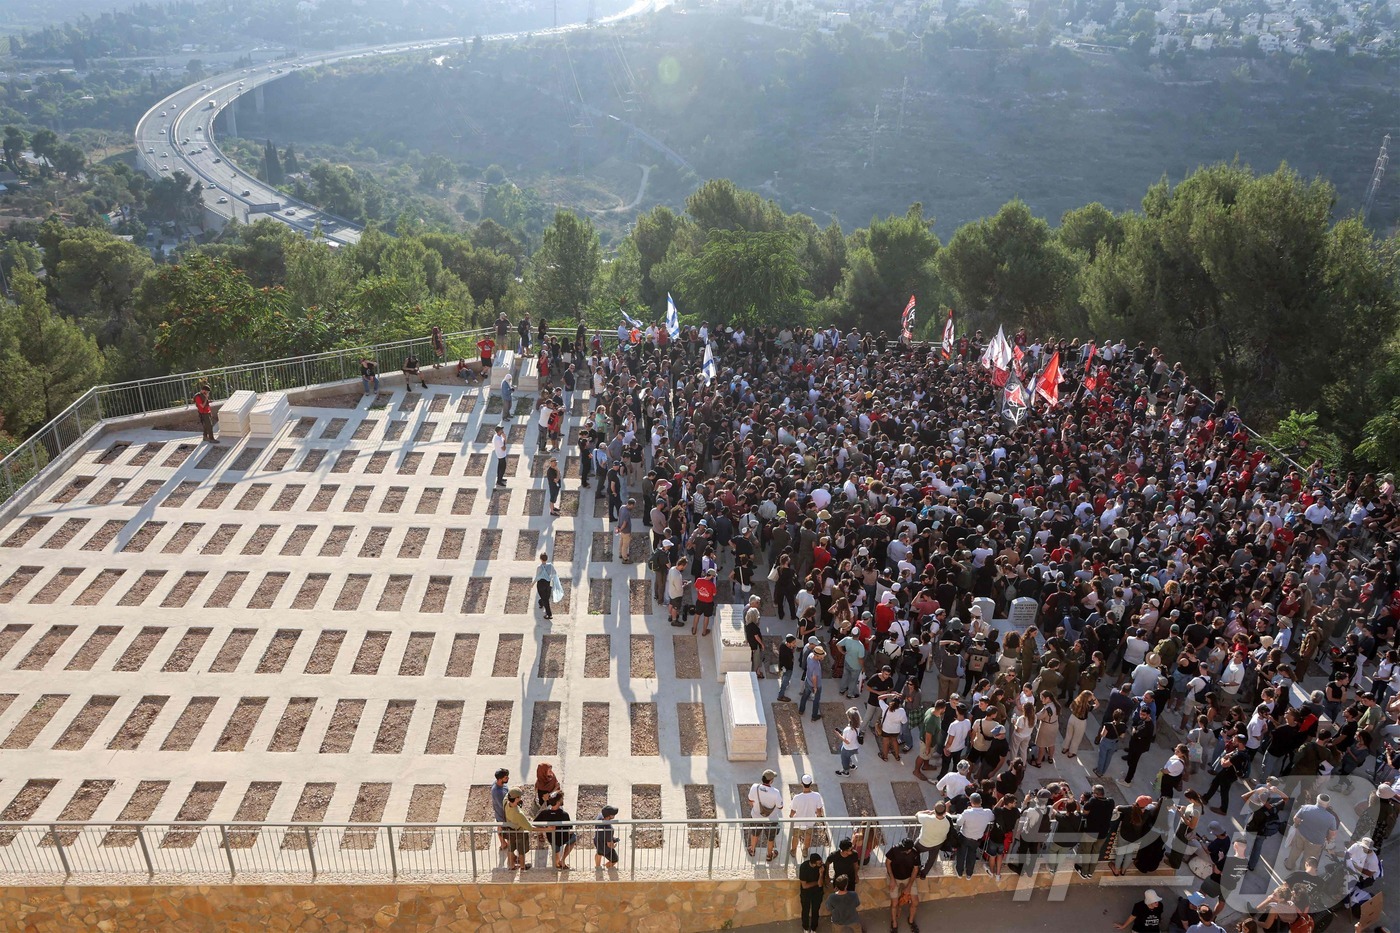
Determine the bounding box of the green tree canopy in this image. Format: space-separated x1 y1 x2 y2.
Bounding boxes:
0 268 104 433
531 210 601 320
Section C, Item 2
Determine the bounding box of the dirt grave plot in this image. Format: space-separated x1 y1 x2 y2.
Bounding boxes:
425 394 449 414
268 698 316 752
296 448 328 473
508 424 526 445
445 422 468 443
29 569 82 606
673 636 703 679
450 489 476 515
196 482 236 509
630 636 656 678
159 571 207 608
558 490 580 516
162 522 204 553
113 626 168 671
579 702 611 757
622 704 659 761
398 394 422 412
158 480 200 509
0 780 59 842
209 629 256 672
65 625 122 670
194 445 231 471
529 701 562 756
161 444 196 469
576 785 610 827
279 524 316 556
464 453 488 476
398 527 429 558
50 476 94 505
352 631 391 674
431 453 456 476
345 486 373 511
125 480 165 508
375 575 411 612
412 422 437 444
331 451 358 474
629 579 651 616
631 785 663 848
308 485 339 511
48 780 116 846
1 695 68 749
319 700 366 754
230 446 266 471
445 634 478 677
677 703 709 756
372 700 416 753
42 517 90 549
319 418 349 440
90 478 129 506
80 520 126 552
424 701 463 755
214 697 268 751
593 495 609 520
160 627 212 672
0 623 32 662
160 782 226 848
304 630 346 673
0 566 43 603
0 695 14 719
319 525 352 557
17 624 77 669
333 575 369 611
247 571 290 609
477 701 512 755
685 785 719 848
415 487 442 514
234 484 270 510
457 577 490 613
513 529 541 560
51 695 117 751
492 634 523 676
400 784 446 851
771 702 809 755
96 442 130 465
227 782 281 849
265 448 295 471
102 781 170 847
358 526 391 558
256 629 302 673
473 424 497 445
817 704 851 752
201 523 240 555
290 417 316 439
113 571 165 608
487 490 512 515
535 634 566 679
587 578 613 615
281 783 336 849
456 394 479 415
120 521 166 553
581 635 612 678
524 489 546 516
438 528 467 559
366 451 391 473
107 696 168 750
398 452 424 475
352 418 380 441
271 484 305 510
553 529 575 558
477 528 502 561
342 783 392 849
159 697 218 751
627 533 650 564
397 632 436 675
204 571 248 609
892 781 931 817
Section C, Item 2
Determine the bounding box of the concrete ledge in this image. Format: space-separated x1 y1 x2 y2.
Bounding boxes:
714 605 750 682
518 356 540 393
722 671 768 761
491 350 516 390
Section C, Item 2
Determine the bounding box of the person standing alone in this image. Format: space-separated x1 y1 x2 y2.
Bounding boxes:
493 425 509 488
193 384 215 443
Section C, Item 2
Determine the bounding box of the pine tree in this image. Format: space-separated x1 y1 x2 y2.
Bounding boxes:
264 140 284 185
283 145 300 175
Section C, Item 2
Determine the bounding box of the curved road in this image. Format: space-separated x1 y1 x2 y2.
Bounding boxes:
133 0 663 246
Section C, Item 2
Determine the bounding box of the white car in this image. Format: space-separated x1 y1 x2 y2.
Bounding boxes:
284 209 296 215
160 111 167 117
146 147 154 153
206 183 216 189
217 197 229 204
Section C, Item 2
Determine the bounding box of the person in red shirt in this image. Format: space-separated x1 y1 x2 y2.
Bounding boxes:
693 569 718 636
874 593 897 635
476 336 495 378
193 383 215 443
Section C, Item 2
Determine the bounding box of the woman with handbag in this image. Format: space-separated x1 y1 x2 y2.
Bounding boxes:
1032 693 1060 767
1063 690 1097 757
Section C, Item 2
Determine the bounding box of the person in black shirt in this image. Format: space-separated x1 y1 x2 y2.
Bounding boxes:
885 837 921 933
777 634 797 701
825 838 861 888
1115 890 1164 932
1080 784 1117 875
533 791 576 869
797 852 824 933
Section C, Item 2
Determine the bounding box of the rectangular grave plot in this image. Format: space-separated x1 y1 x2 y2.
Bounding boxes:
445 421 468 443
529 701 562 756
245 521 286 552
29 569 82 606
308 485 339 511
268 698 316 752
319 700 365 754
674 636 702 679
396 632 435 676
196 482 235 509
214 698 268 751
159 571 207 608
16 624 77 669
580 702 610 756
270 484 305 510
415 487 442 514
0 780 60 844
525 489 546 516
492 634 523 677
95 442 129 465
342 783 391 850
1 696 68 750
365 451 391 474
113 626 168 671
161 522 203 553
50 476 94 504
477 701 512 755
47 779 116 846
107 696 168 750
841 783 878 823
516 529 540 560
331 451 358 474
208 629 256 672
378 486 406 513
632 784 663 848
256 629 302 673
129 441 168 467
593 495 609 519
42 517 90 550
588 578 613 615
229 446 265 471
460 578 490 614
161 444 197 469
445 633 478 677
398 527 428 558
375 575 411 612
456 787 499 851
345 486 372 512
158 480 197 508
295 448 327 472
116 572 167 608
279 524 315 556
685 784 718 848
204 571 248 609
372 700 415 754
678 703 709 756
464 453 487 476
474 424 496 445
431 453 455 476
201 523 239 555
0 624 31 663
397 394 421 412
630 636 656 678
456 394 477 414
419 576 451 613
0 695 15 720
333 575 369 612
226 782 281 849
558 490 579 516
120 521 166 553
352 418 380 441
89 477 128 504
194 445 231 470
281 783 336 849
161 627 212 673
352 631 391 674
158 696 217 751
125 480 165 507
507 424 526 445
425 701 463 755
631 703 660 757
536 634 566 678
289 417 316 439
0 566 41 603
399 784 446 851
553 529 575 559
450 489 476 515
477 528 502 561
583 635 612 678
590 531 614 561
438 528 466 560
413 420 440 445
771 701 809 755
630 578 650 615
66 625 122 670
318 526 352 557
247 571 290 609
102 781 169 847
160 782 225 848
358 526 390 558
265 447 295 471
304 630 346 673
233 484 270 510
319 418 349 440
427 394 448 414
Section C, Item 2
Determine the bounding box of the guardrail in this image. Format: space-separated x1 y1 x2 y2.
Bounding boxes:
0 816 917 884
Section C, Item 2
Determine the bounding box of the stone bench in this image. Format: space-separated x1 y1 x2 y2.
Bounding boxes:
517 355 540 393
721 672 769 761
490 349 516 391
247 392 290 437
218 390 256 437
713 604 750 682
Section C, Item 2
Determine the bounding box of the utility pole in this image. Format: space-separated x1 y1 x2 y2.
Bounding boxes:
898 76 908 133
1362 134 1390 224
867 104 880 169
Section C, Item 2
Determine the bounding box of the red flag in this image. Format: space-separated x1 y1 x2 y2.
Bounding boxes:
1036 351 1062 407
900 295 916 344
940 308 955 359
1082 343 1099 394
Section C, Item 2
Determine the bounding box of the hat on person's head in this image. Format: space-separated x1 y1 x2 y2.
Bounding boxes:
762 769 777 782
1208 821 1224 834
801 774 814 786
785 634 798 643
1135 796 1153 808
661 539 674 548
507 788 523 801
1317 793 1331 806
1358 837 1375 852
808 636 820 645
813 646 827 659
1144 890 1162 906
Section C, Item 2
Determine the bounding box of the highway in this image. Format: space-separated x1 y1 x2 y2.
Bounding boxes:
132 0 663 246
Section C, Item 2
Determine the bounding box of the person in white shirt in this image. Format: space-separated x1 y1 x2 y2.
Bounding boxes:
942 706 972 778
747 770 784 861
936 760 973 801
1345 837 1379 886
1219 653 1247 706
787 775 826 858
952 794 995 879
491 425 509 488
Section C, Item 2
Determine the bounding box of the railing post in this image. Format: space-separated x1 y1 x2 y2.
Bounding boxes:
221 824 236 880
3 461 13 498
386 826 397 880
468 827 478 880
304 826 317 879
629 824 636 881
137 382 147 413
31 441 39 478
74 407 82 438
50 825 72 880
137 826 155 879
301 358 310 389
707 823 715 879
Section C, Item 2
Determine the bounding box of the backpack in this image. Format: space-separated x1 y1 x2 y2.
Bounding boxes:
650 549 670 572
1194 677 1213 704
967 648 989 673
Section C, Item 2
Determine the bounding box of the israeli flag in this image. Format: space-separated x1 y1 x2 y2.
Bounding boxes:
665 293 681 340
702 343 716 384
620 307 644 330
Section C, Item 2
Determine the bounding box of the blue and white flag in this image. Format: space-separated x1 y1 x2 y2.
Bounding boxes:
702 343 716 384
620 307 644 330
665 293 681 340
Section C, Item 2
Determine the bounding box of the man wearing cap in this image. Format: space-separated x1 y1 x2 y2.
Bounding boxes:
1115 889 1164 932
747 770 784 861
789 775 826 859
1345 836 1379 887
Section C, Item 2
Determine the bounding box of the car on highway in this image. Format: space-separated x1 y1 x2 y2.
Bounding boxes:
160 111 167 117
241 189 251 196
217 197 229 204
161 152 168 158
146 147 154 153
213 158 221 163
160 165 169 172
160 128 166 134
206 183 217 189
285 209 296 215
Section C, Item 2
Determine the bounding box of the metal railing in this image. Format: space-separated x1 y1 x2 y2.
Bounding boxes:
0 817 918 884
